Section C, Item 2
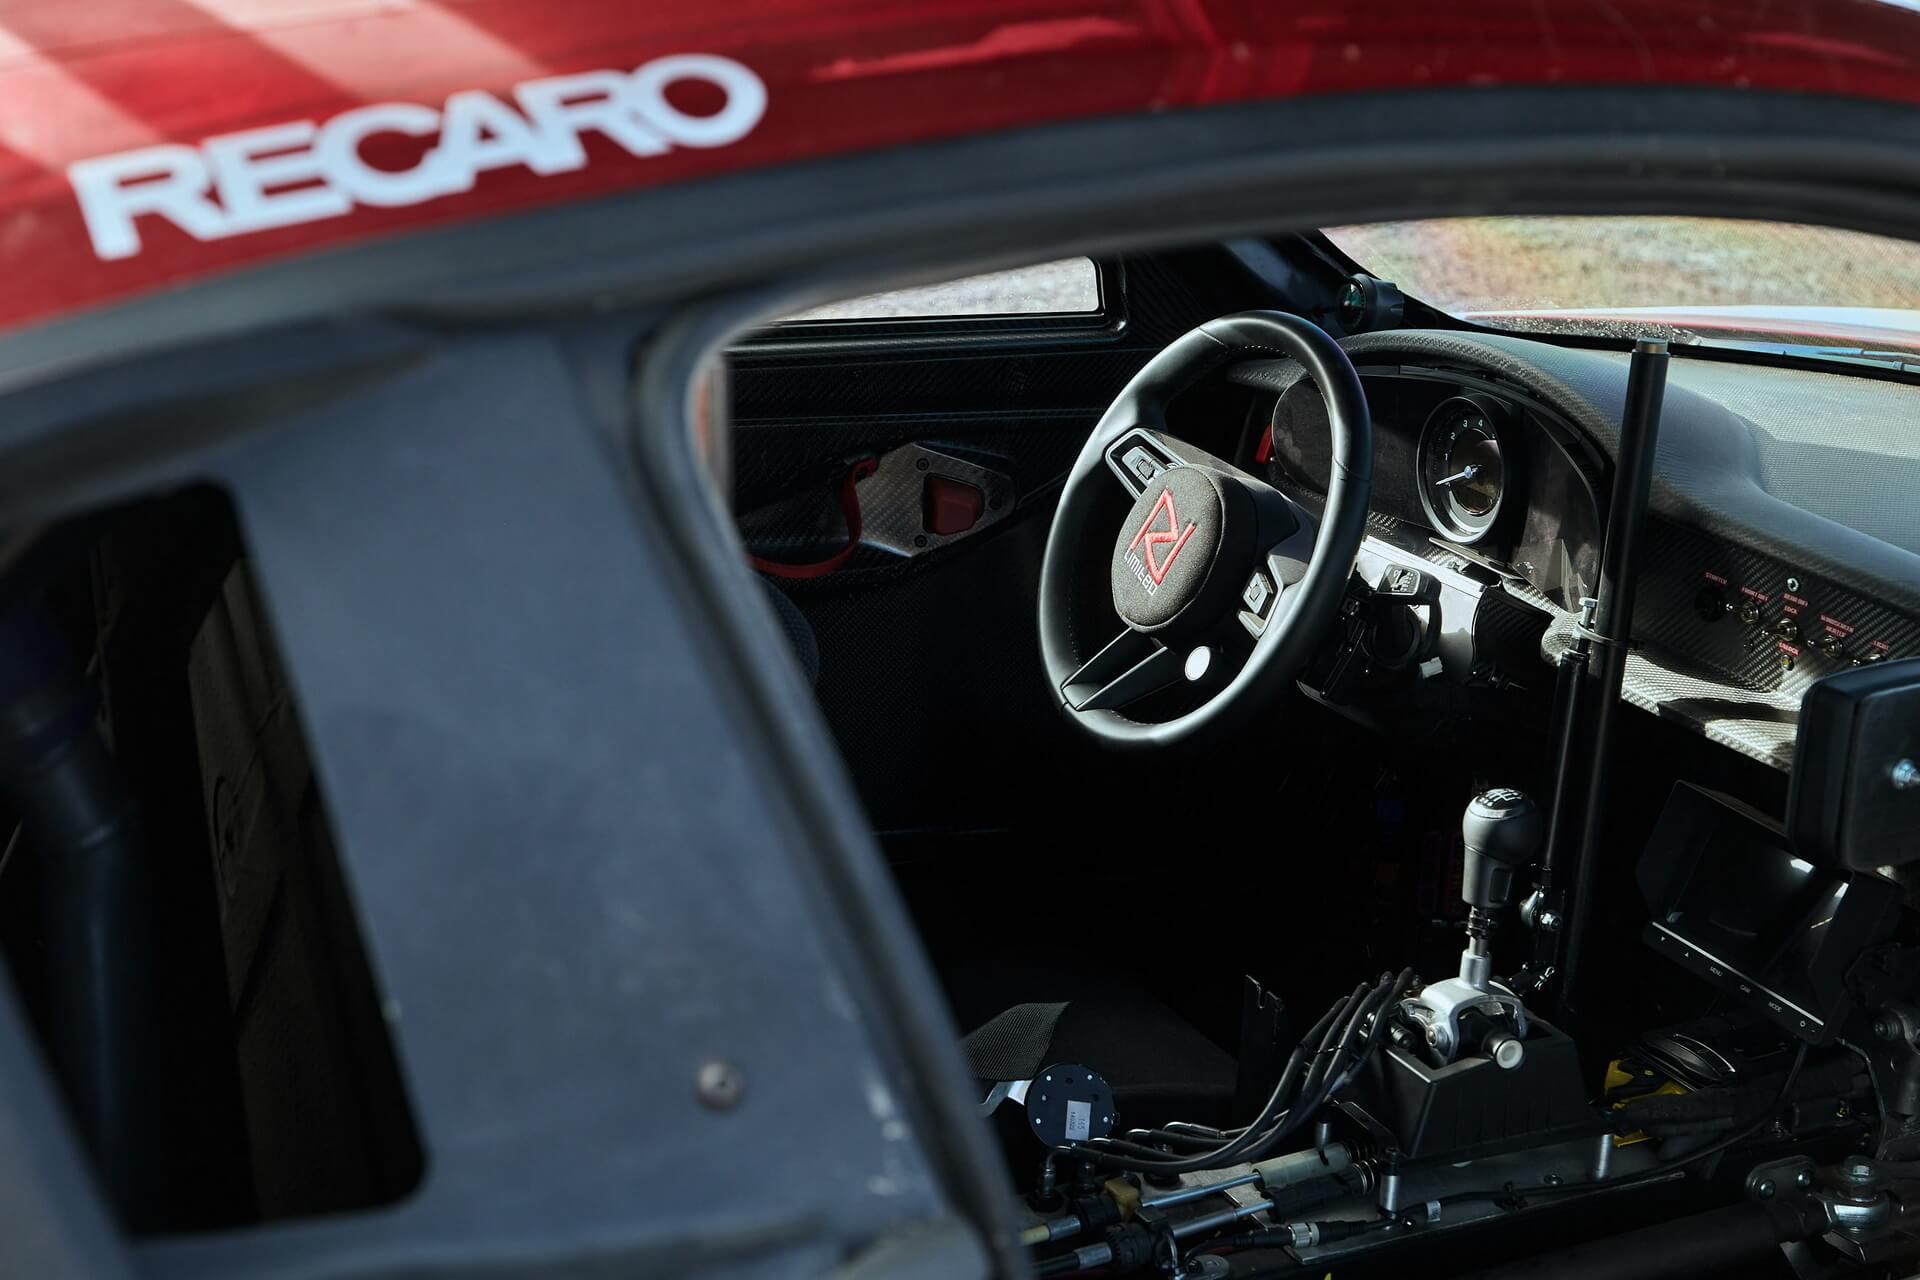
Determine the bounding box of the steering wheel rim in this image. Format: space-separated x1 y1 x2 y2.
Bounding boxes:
1037 310 1373 747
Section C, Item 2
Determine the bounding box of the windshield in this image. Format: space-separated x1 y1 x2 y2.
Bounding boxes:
1324 217 1920 361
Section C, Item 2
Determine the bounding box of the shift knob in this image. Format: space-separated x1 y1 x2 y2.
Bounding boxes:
1461 789 1543 912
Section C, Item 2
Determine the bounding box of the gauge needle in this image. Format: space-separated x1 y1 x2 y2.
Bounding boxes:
1436 464 1481 488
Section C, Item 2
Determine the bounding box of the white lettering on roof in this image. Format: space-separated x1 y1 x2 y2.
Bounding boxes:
66 53 766 262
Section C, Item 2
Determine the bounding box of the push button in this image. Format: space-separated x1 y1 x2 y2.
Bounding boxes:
1243 571 1273 616
1120 446 1164 485
1237 571 1277 638
922 475 984 536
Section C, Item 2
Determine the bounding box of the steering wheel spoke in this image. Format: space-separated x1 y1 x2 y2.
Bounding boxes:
1061 629 1184 712
1233 498 1323 638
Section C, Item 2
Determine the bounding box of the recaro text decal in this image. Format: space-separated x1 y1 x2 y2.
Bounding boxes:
68 54 766 262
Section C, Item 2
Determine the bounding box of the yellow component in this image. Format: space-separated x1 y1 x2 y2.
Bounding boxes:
1104 1176 1142 1221
1018 1224 1051 1247
1603 1057 1690 1147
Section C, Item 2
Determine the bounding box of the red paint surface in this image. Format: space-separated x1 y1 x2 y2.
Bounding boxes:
4 0 1920 335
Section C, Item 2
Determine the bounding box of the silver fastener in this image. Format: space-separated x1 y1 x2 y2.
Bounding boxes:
696 1059 745 1109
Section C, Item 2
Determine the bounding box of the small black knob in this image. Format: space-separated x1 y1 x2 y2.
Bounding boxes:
1694 587 1729 622
1461 789 1544 912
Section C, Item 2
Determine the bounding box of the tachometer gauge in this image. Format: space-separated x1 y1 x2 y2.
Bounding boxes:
1418 395 1509 543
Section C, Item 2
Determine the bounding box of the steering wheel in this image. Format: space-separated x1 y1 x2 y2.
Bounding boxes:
1037 311 1373 747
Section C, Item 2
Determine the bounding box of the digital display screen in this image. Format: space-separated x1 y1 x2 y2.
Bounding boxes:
1656 830 1848 1020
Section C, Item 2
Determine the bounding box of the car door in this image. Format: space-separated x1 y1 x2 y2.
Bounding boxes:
728 249 1269 841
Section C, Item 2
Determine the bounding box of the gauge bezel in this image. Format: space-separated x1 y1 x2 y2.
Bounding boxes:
1417 394 1511 544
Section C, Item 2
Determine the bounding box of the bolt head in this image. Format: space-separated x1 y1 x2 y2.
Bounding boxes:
1757 1180 1776 1200
1845 1158 1875 1183
1796 1169 1813 1188
696 1059 745 1109
1875 1018 1895 1041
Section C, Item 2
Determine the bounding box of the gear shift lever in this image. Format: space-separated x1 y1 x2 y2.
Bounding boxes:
1458 789 1544 990
1401 789 1544 1067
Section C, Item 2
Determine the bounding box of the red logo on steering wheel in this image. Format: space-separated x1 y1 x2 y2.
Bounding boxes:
1128 487 1197 586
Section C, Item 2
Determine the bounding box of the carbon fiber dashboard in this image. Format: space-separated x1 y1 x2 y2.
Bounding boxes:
1233 331 1920 772
1249 363 1606 616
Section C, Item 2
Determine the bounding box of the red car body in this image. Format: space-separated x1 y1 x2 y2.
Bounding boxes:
5 0 1920 338
2 4 1920 1280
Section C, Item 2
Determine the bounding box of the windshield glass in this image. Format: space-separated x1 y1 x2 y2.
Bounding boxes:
1324 217 1920 360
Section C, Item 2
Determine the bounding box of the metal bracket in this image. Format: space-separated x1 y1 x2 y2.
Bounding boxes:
1569 595 1628 650
859 443 1014 556
978 1078 1031 1118
1746 1153 1920 1266
1401 975 1529 1065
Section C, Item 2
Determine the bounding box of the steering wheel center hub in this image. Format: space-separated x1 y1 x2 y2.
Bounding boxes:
1110 465 1234 632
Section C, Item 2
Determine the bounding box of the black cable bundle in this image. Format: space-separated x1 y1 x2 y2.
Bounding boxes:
1054 968 1414 1174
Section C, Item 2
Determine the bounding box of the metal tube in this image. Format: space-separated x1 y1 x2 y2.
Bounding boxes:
1139 1171 1261 1211
1589 1132 1615 1183
1559 338 1669 1018
1525 640 1591 996
1019 1215 1083 1247
1169 1197 1272 1240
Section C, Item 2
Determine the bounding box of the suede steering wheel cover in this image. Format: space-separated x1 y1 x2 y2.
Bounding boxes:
1037 311 1373 746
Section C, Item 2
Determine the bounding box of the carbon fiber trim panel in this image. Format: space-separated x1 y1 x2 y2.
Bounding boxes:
857 444 1013 556
1540 608 1800 771
1520 529 1912 771
1635 518 1920 693
1526 518 1920 772
733 414 1080 575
